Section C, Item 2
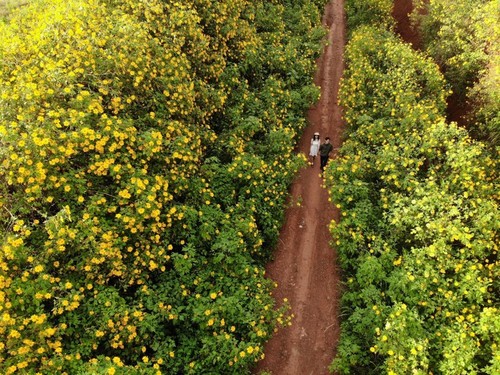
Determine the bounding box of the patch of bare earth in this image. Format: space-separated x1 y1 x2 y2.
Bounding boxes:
392 0 423 49
253 1 344 374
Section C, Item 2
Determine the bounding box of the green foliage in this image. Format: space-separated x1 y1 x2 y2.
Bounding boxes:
345 0 394 34
412 0 500 145
0 0 326 373
328 25 499 374
412 0 489 93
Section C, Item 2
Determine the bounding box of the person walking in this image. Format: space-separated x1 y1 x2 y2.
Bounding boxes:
319 136 333 172
309 132 320 165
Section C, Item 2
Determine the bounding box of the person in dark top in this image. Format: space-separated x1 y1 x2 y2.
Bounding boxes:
319 137 333 172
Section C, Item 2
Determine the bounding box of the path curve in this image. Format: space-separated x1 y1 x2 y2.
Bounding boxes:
254 1 344 374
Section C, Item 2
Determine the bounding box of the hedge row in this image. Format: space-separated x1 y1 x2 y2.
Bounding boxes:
0 0 327 373
328 23 499 375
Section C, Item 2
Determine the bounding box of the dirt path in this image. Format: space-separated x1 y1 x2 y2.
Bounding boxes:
392 0 422 49
253 1 344 374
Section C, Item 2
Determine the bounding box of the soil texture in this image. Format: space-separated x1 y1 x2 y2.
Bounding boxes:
392 0 423 49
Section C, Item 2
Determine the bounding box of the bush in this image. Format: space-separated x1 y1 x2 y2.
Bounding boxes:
0 0 327 373
412 0 500 145
345 0 394 34
328 25 499 374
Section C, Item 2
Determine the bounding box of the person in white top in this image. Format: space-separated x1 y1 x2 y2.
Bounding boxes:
309 132 320 165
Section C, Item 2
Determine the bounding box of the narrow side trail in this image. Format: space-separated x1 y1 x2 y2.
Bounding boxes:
392 0 468 126
254 1 345 374
392 0 422 50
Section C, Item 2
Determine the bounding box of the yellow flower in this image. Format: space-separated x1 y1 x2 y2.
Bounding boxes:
34 265 44 273
118 189 131 199
44 327 56 337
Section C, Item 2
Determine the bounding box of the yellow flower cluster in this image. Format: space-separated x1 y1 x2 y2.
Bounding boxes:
1 0 327 373
329 23 499 374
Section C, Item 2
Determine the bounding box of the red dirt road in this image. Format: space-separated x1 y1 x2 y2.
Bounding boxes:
254 1 466 374
253 1 345 374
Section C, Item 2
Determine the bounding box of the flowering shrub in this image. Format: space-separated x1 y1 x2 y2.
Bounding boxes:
0 0 327 373
412 0 500 144
328 25 499 374
345 0 394 34
412 0 493 93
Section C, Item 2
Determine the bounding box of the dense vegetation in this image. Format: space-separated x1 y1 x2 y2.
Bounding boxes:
344 0 394 35
0 0 328 373
412 0 499 144
329 0 499 374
